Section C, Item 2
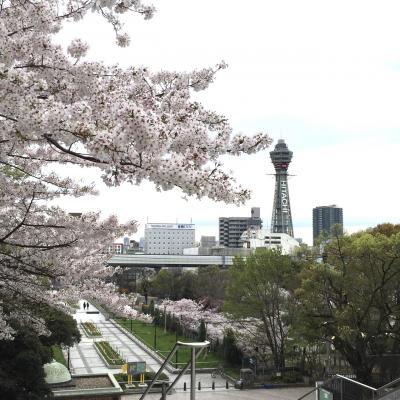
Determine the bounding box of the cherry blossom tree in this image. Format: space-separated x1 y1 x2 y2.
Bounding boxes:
0 0 272 339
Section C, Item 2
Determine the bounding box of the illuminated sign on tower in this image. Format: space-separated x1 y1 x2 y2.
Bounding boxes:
270 139 294 237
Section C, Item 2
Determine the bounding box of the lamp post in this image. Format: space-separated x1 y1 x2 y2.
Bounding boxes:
175 330 178 368
154 322 157 350
164 304 167 333
67 346 70 372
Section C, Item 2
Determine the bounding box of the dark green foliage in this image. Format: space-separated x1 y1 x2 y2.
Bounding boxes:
224 248 297 369
147 267 228 307
39 305 81 347
0 306 80 399
222 329 242 365
0 333 52 400
296 225 400 384
197 320 207 341
148 299 155 315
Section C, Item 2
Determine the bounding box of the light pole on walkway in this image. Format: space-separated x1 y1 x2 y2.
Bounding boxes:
154 322 157 350
164 304 167 333
67 346 70 372
175 330 178 367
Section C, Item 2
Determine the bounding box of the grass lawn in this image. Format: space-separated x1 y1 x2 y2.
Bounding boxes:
51 345 67 366
117 318 227 369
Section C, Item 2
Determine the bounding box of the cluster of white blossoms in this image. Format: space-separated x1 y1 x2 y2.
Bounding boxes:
0 0 271 338
159 298 262 352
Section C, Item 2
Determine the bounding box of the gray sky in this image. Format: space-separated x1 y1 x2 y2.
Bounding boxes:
55 0 400 245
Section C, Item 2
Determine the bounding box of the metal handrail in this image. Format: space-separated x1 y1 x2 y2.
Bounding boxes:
297 387 320 400
297 374 400 400
377 376 400 392
139 340 210 400
335 374 377 392
139 341 180 400
165 345 208 396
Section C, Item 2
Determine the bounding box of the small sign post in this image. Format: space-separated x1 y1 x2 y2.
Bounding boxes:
127 361 146 387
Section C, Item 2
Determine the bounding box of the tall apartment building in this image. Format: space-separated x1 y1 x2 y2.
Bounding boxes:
144 223 195 255
219 207 262 248
312 205 343 245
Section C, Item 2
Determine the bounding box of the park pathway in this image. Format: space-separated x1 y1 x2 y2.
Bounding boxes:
69 300 229 390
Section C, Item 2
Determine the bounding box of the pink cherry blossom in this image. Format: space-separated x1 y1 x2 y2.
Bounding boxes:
0 0 272 339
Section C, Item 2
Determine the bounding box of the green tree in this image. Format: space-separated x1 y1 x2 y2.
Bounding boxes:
197 319 207 341
194 266 228 308
148 299 155 316
224 248 298 370
296 225 400 384
222 328 242 365
149 269 178 299
0 332 52 400
39 305 81 348
0 306 80 399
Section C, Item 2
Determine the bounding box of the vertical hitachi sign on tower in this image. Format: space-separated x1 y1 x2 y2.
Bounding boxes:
270 139 294 237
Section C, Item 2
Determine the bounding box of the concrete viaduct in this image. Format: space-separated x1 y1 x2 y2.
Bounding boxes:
107 254 235 269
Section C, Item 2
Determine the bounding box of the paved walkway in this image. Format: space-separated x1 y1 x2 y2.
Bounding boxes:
70 301 313 398
121 387 313 400
69 301 231 389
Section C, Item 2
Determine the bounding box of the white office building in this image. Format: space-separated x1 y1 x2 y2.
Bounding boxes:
240 229 300 255
144 223 195 255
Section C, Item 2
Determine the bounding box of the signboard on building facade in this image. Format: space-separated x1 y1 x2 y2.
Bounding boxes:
145 223 195 230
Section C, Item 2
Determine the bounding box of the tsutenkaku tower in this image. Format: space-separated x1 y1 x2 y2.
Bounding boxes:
270 139 294 237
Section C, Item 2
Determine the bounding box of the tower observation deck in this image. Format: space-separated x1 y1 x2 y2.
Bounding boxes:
270 139 294 237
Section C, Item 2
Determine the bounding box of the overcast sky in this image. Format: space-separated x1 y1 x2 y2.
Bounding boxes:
54 0 400 245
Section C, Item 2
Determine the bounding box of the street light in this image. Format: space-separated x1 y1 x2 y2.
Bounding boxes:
67 346 70 372
154 322 157 350
176 329 178 367
164 304 167 333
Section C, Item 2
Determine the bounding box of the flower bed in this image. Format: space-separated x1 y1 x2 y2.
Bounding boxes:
81 322 102 337
94 341 125 367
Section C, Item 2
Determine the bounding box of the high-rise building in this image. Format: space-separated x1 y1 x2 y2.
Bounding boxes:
270 139 294 237
312 205 343 245
219 207 262 248
144 223 195 254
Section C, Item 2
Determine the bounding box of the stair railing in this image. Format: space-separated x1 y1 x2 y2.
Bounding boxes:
139 340 210 400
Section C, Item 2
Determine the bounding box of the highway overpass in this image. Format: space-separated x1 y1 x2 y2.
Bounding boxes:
107 254 235 268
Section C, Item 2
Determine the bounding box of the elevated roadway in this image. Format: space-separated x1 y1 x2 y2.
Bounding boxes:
107 254 235 268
